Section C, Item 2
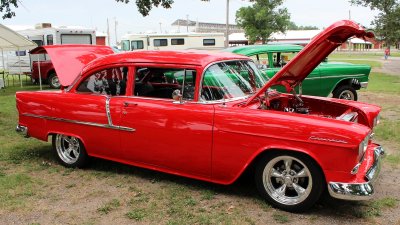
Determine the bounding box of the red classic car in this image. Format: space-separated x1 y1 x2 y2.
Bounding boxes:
16 20 384 212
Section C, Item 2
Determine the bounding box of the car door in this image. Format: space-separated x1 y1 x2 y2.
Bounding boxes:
112 66 214 178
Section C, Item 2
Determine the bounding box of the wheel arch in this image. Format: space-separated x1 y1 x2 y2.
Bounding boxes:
47 69 57 79
331 78 361 94
47 131 90 154
234 147 326 184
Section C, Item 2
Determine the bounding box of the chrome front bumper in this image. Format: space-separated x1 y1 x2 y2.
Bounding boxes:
328 146 384 200
360 82 368 88
16 125 29 138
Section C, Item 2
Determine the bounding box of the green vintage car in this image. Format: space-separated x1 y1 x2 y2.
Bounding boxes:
224 44 371 101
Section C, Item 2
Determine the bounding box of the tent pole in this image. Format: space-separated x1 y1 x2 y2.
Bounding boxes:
1 48 5 88
37 55 42 90
18 47 22 87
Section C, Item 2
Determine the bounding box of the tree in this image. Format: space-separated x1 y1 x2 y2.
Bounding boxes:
288 21 319 30
115 0 174 16
350 0 400 47
235 0 290 44
0 0 18 19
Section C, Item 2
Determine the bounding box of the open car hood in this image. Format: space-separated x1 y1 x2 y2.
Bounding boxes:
246 20 374 105
30 45 114 87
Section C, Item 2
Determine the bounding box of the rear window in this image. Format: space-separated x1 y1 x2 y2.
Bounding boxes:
61 34 92 44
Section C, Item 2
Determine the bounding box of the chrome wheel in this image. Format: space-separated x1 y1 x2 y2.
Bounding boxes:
338 90 355 100
262 156 312 206
49 73 60 89
55 134 81 164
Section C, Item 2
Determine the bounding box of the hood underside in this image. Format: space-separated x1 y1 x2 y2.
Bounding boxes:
246 20 374 105
30 45 114 87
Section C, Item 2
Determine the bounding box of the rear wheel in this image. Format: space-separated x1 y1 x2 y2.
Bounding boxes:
332 85 357 101
255 152 324 212
48 72 61 89
52 134 88 168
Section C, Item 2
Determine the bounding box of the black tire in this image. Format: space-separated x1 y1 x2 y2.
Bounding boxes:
52 134 88 168
332 85 358 101
48 72 61 89
255 151 325 212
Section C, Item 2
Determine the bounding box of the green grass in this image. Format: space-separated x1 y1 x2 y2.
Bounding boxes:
97 199 121 215
0 173 37 210
356 198 398 218
329 52 384 59
272 212 290 223
0 71 399 223
365 72 400 95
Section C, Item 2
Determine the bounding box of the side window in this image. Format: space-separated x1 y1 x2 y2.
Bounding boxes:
32 40 43 47
131 40 144 50
203 39 215 46
121 40 130 51
134 67 196 100
154 39 168 47
171 38 184 45
250 53 269 69
46 35 54 45
76 67 128 96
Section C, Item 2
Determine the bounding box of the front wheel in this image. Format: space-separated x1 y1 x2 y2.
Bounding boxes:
52 134 88 168
48 72 61 89
332 85 358 101
255 152 324 212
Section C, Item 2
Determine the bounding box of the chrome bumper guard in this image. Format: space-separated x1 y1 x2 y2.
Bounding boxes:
328 146 384 200
16 125 29 138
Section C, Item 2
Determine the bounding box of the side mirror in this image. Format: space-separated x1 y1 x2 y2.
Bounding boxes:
323 58 328 62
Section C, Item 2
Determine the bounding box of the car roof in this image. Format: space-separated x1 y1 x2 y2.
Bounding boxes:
82 50 250 73
223 44 303 56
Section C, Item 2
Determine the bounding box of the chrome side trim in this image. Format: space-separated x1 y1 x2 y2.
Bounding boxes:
304 74 366 80
22 113 135 132
16 125 29 138
328 146 384 200
105 96 113 126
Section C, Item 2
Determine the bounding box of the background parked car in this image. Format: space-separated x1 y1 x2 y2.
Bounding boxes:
224 44 371 101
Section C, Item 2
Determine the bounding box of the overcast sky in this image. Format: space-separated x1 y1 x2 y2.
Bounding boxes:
3 0 378 45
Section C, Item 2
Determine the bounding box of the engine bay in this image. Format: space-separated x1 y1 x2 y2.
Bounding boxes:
257 89 361 123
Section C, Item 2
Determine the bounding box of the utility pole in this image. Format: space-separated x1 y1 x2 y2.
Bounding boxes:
349 10 351 20
186 14 189 32
159 22 162 33
107 18 110 46
225 0 230 48
114 17 118 46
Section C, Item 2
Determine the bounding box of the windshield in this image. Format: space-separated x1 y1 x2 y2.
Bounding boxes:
200 60 267 101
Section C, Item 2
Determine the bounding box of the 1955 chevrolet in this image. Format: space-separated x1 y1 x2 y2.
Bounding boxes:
16 20 384 212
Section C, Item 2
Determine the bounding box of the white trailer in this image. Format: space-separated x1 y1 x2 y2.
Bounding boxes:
120 33 225 51
6 23 96 88
14 24 96 65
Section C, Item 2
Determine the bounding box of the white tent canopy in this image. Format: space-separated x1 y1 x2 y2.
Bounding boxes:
0 24 37 50
0 23 37 87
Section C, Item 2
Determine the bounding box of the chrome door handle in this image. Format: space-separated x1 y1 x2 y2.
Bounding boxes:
123 102 138 107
